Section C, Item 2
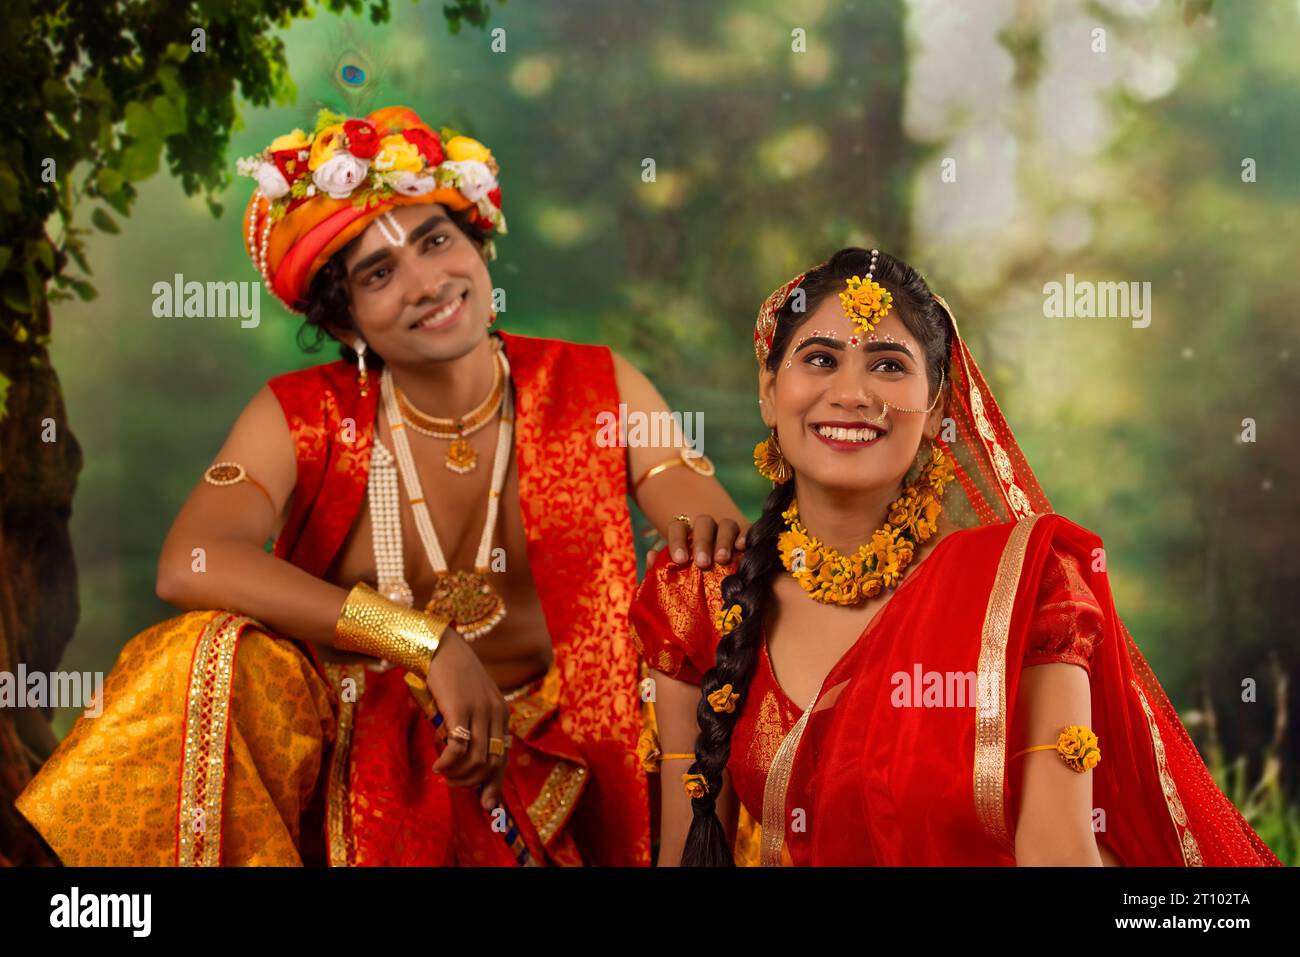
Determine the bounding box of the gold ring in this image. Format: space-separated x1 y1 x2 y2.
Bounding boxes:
673 514 692 528
488 737 506 757
450 725 472 743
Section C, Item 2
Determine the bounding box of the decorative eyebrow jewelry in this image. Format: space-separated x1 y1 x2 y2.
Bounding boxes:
785 328 864 368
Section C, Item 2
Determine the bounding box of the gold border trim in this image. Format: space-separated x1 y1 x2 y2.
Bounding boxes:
324 663 367 867
935 294 1036 520
1132 681 1204 867
177 612 250 866
973 514 1041 852
526 762 587 845
760 690 820 867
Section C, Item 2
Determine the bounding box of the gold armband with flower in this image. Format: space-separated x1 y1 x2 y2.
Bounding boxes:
1010 725 1100 773
334 581 450 677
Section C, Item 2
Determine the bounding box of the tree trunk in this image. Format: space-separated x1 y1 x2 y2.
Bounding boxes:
0 295 82 866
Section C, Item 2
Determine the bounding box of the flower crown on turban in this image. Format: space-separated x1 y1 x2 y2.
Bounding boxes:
238 105 507 312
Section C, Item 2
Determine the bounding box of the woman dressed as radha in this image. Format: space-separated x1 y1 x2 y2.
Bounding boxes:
631 246 1281 867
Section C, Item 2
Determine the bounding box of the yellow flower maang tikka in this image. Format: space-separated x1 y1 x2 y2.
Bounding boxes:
838 248 893 335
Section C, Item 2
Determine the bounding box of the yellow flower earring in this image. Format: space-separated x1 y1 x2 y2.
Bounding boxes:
754 428 792 485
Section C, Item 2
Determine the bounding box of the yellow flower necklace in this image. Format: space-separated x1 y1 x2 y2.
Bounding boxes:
777 445 956 606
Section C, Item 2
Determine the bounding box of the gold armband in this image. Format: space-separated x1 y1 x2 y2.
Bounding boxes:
633 448 716 493
335 581 450 676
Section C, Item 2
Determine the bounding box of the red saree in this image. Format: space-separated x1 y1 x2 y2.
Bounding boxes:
630 288 1281 868
632 512 1280 866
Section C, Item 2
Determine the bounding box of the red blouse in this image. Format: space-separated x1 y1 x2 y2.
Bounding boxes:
629 529 1105 826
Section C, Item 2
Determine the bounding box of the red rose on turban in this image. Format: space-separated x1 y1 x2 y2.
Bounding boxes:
271 147 309 184
343 119 380 159
401 127 445 168
488 186 502 209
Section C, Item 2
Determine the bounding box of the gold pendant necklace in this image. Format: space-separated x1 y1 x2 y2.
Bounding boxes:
393 347 506 474
426 569 506 638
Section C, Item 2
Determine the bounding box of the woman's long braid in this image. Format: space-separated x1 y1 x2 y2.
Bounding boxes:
679 479 794 867
678 246 950 866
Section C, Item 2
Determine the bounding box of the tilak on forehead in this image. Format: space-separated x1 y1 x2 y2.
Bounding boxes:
238 105 508 312
374 209 408 247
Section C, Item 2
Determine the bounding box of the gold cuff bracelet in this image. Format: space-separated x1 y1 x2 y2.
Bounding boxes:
335 581 450 676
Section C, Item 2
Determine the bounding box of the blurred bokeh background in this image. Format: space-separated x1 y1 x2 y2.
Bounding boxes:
20 0 1300 860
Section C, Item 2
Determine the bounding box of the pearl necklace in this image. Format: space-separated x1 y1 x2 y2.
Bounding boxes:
370 356 514 640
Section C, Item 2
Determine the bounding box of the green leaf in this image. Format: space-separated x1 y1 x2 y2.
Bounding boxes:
0 162 20 210
96 166 124 196
157 64 184 100
42 78 76 115
151 93 187 138
313 109 347 135
81 74 113 106
120 141 161 181
3 284 31 313
0 246 11 273
125 100 158 141
0 371 10 419
103 185 134 216
28 239 54 273
91 208 119 233
66 242 91 275
67 278 98 301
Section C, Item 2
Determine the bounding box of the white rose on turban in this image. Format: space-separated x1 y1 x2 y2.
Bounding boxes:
253 161 291 199
312 153 369 200
442 160 496 202
392 171 438 196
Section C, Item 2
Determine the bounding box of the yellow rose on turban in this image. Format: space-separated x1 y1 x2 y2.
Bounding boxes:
446 135 491 163
373 134 423 173
270 128 309 153
308 124 346 171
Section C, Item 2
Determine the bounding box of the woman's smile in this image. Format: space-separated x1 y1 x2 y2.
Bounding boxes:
809 419 886 451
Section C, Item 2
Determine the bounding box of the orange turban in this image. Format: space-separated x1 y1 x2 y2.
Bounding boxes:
239 105 506 313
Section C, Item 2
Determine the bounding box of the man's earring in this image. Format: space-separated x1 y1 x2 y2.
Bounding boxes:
355 339 369 397
754 427 792 485
488 311 498 326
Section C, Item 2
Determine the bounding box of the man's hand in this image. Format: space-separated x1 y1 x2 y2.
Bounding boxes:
426 626 509 810
648 514 749 568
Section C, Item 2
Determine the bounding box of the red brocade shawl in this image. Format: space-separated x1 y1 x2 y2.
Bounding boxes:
631 513 1280 866
267 330 648 866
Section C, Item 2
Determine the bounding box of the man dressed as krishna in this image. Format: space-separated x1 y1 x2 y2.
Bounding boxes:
632 247 1282 867
16 102 748 866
